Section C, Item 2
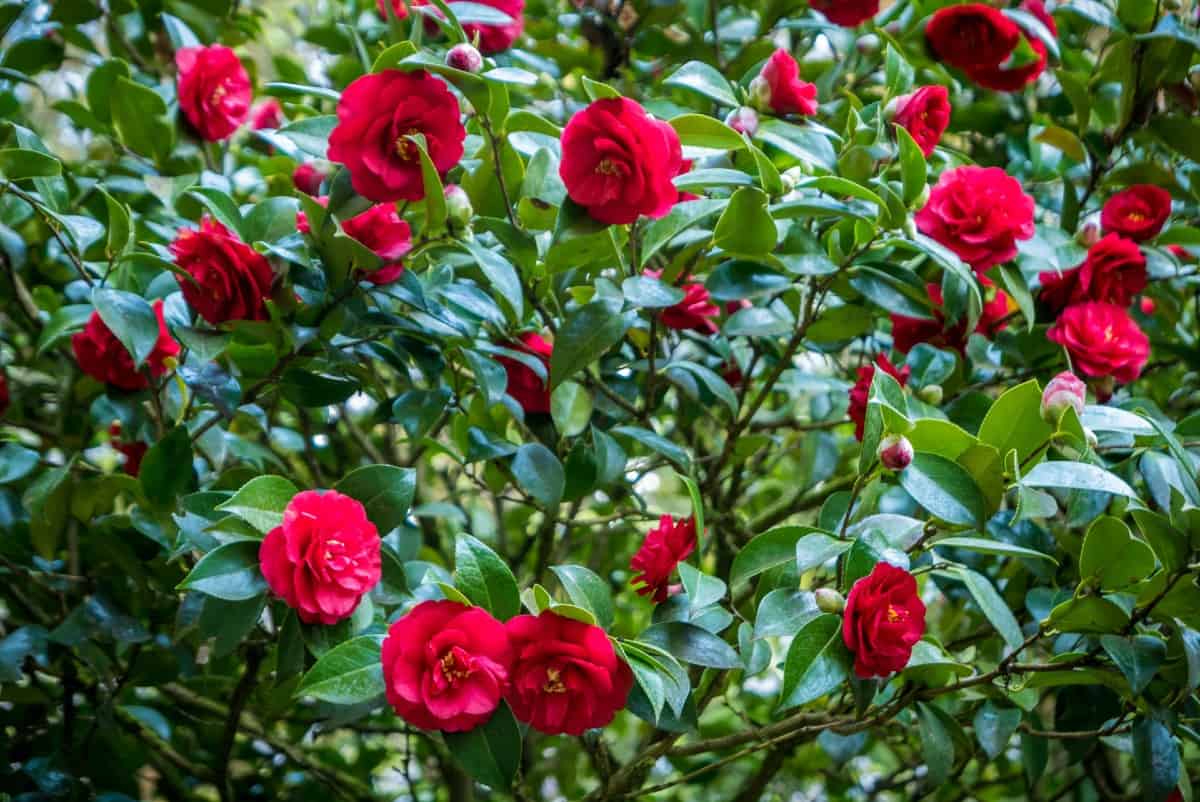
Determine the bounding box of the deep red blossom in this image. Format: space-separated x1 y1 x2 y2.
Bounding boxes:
72 300 179 392
175 45 251 142
341 203 413 285
259 490 382 625
809 0 879 27
756 49 818 116
171 218 275 324
1038 234 1146 314
967 1 1058 92
925 4 1021 73
250 99 283 130
293 163 325 196
630 515 697 603
915 166 1035 274
893 85 951 157
504 611 633 735
381 600 512 732
1046 302 1150 385
1101 185 1172 243
848 355 910 441
843 562 926 678
496 333 553 415
891 280 1013 354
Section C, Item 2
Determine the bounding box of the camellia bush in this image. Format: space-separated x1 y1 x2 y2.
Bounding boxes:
5 0 1200 799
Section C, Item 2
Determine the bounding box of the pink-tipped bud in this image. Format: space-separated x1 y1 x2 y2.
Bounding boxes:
724 106 759 136
1041 371 1086 423
444 184 473 226
292 163 325 196
814 587 846 614
878 434 914 471
1078 221 1101 247
446 43 483 73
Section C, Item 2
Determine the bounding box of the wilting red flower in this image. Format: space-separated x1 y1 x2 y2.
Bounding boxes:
171 218 275 325
848 355 910 441
925 4 1021 73
175 45 252 142
630 515 697 603
250 99 283 130
328 70 466 203
560 97 682 225
809 0 879 27
842 562 926 678
72 300 179 391
1038 234 1146 313
381 600 512 732
259 489 381 625
376 0 409 18
893 85 951 157
891 280 1013 354
1041 371 1086 423
1101 185 1172 243
967 0 1058 92
504 611 633 735
1046 302 1150 384
293 163 325 196
341 203 413 285
754 49 818 116
915 165 1035 274
496 333 553 415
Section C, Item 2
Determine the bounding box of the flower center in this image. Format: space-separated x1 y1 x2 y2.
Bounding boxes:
1127 211 1145 222
439 648 473 685
542 667 567 694
595 159 620 176
885 605 906 623
394 129 421 160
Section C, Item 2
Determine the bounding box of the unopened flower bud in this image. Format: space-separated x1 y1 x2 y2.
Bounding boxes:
1041 371 1086 423
1139 296 1156 315
446 43 483 73
917 384 943 405
1078 221 1101 247
878 434 914 471
748 75 772 112
856 34 880 55
1085 426 1099 449
814 587 846 614
725 106 759 137
444 184 473 226
292 162 325 196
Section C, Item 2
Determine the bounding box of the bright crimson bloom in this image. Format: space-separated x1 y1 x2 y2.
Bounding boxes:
1101 185 1172 243
175 45 252 142
398 0 523 52
925 4 1021 73
495 332 553 415
1046 302 1150 384
892 85 951 158
652 271 720 333
171 218 275 325
968 0 1057 92
259 490 382 625
376 0 408 18
381 600 512 732
848 355 910 441
328 70 466 203
757 49 819 116
559 97 682 225
293 163 324 196
341 203 413 285
1038 234 1146 313
249 99 283 130
630 515 697 603
842 562 926 678
504 611 633 736
809 0 879 27
915 166 1035 274
72 300 179 392
891 280 1013 354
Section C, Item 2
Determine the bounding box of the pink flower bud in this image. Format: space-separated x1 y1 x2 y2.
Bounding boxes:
446 43 483 74
1041 371 1086 423
878 434 914 471
1078 221 1101 247
444 184 473 226
292 162 325 196
1139 296 1156 315
724 106 759 136
814 587 846 613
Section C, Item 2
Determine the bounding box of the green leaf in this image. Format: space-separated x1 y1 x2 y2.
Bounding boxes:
795 532 853 574
779 614 852 710
296 636 385 704
510 443 564 508
1132 715 1180 802
641 622 741 669
713 188 777 255
549 301 631 389
101 189 132 259
110 77 172 163
929 536 1057 565
139 426 193 507
215 475 299 534
640 199 726 265
664 61 739 107
276 115 337 159
188 186 246 241
621 275 685 308
669 113 746 150
0 148 61 180
0 443 39 485
899 452 986 528
550 381 593 437
917 702 956 786
731 526 825 586
1022 461 1138 499
177 541 268 601
974 701 1021 759
677 563 726 609
949 566 1024 651
1101 634 1166 695
455 534 520 620
35 304 92 356
243 196 300 244
550 564 614 628
91 287 160 368
280 369 359 407
1079 516 1156 591
1048 595 1130 634
977 380 1054 467
444 702 522 790
894 126 927 205
334 465 415 534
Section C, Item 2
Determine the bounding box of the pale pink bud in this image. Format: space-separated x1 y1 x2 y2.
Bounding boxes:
446 43 483 73
814 587 846 613
725 106 759 136
1041 371 1086 423
878 434 914 471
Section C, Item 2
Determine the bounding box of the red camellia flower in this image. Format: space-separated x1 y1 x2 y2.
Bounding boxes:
915 166 1035 274
1038 234 1147 313
559 97 682 225
1101 185 1172 243
496 332 553 415
72 300 180 391
381 600 512 732
967 0 1057 92
259 490 382 625
376 0 409 18
175 45 252 142
460 0 525 53
925 4 1021 73
328 70 466 203
630 515 697 603
892 85 951 158
250 99 283 130
504 610 633 735
293 163 325 196
655 273 720 333
341 203 413 285
809 0 879 27
848 355 910 441
842 562 926 678
114 440 148 477
1046 302 1150 384
171 218 275 325
891 280 1013 354
754 49 819 116
1168 244 1194 263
